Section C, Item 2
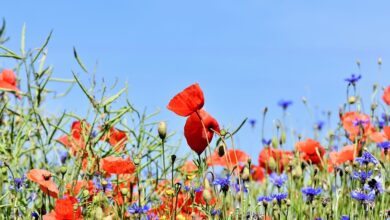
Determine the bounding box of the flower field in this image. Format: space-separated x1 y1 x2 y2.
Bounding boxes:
0 21 389 220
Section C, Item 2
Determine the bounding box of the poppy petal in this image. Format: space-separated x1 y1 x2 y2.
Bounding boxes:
167 83 204 117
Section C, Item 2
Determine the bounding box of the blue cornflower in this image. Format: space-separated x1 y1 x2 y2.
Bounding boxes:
378 141 390 150
315 120 325 130
211 209 221 216
234 183 248 193
355 151 378 165
128 203 150 214
365 177 384 194
60 152 68 165
278 100 293 110
340 215 350 220
271 192 288 202
350 190 375 202
344 74 362 84
31 211 39 220
257 196 273 203
262 138 272 146
352 119 369 127
352 171 373 182
301 187 322 196
213 175 231 192
10 176 27 192
249 119 256 127
269 173 288 188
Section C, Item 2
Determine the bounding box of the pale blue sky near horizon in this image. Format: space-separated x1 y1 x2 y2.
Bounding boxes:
1 1 390 161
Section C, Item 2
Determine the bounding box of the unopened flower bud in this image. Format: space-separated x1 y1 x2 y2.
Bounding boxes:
348 96 357 104
202 189 212 202
220 129 227 137
217 144 225 157
158 121 167 140
378 57 382 65
82 189 89 197
120 188 129 196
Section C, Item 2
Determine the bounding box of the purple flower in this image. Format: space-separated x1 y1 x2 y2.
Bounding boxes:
278 100 293 110
340 216 350 220
301 187 322 197
352 119 369 127
350 190 375 202
345 74 362 84
377 141 390 150
271 192 288 202
213 175 230 192
128 203 150 214
315 120 325 130
60 152 68 165
10 176 27 192
352 171 373 182
355 151 378 165
257 196 273 202
365 177 384 194
269 173 288 188
234 183 248 193
262 138 272 146
249 119 256 127
211 209 221 216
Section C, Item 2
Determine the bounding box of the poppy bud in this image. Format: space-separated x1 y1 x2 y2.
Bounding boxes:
302 97 307 104
217 144 225 157
371 103 378 111
158 121 167 140
121 188 129 196
60 166 67 175
133 156 141 166
202 189 212 203
286 199 291 207
267 157 277 171
280 132 286 145
348 96 357 104
93 207 104 220
263 107 268 115
171 154 176 164
241 166 250 181
356 59 361 67
271 137 279 148
378 57 382 65
82 189 89 198
220 129 227 137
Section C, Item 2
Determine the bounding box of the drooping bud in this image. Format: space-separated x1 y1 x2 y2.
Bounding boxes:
217 144 225 157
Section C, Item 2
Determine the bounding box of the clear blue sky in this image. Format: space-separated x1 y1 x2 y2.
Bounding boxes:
1 1 390 160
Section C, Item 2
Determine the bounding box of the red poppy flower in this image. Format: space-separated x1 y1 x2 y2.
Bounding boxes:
258 147 293 174
328 144 359 172
207 149 249 169
382 86 390 105
57 120 90 155
341 112 371 140
296 138 325 165
0 69 20 93
184 109 220 155
167 83 204 117
65 180 96 196
43 196 82 220
180 160 198 175
26 169 59 198
250 165 265 182
101 156 136 175
101 127 128 152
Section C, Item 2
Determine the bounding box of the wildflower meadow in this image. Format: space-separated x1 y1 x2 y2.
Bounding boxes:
0 18 390 220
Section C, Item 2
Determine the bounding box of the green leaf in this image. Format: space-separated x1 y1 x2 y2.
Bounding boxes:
73 47 88 73
32 30 52 64
21 23 26 56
